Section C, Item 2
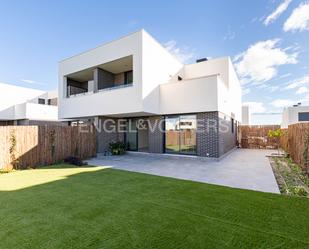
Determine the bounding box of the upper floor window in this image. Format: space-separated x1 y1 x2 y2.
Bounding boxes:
298 112 309 121
38 98 45 105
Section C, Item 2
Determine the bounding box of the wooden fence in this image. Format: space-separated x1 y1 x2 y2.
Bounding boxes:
240 124 309 173
0 126 96 170
280 129 289 152
281 123 309 173
165 130 196 146
240 125 280 149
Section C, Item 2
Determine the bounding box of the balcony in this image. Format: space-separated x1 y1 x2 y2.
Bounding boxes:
65 55 133 98
0 102 58 121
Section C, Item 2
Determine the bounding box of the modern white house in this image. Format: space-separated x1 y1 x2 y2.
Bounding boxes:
242 105 251 125
59 30 242 158
0 83 61 125
281 103 309 128
242 105 282 125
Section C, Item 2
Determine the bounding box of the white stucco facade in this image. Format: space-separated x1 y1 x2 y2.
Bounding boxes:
58 30 242 121
242 105 251 125
0 83 58 122
281 105 309 128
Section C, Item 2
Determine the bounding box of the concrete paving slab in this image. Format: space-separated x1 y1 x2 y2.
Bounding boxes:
86 149 280 194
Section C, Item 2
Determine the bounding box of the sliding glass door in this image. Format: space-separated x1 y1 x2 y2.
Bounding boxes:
179 115 197 154
165 115 197 155
165 116 180 153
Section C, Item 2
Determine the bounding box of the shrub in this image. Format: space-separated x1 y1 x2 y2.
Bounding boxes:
9 131 19 169
109 141 126 155
64 156 87 166
290 186 307 197
268 129 283 154
0 169 12 174
50 129 56 160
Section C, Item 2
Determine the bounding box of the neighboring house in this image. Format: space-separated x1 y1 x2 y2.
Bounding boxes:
59 30 242 158
242 105 282 126
0 83 62 125
251 113 282 126
281 103 309 128
242 105 251 125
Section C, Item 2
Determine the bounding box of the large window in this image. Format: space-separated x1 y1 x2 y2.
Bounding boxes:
165 115 197 155
298 112 309 121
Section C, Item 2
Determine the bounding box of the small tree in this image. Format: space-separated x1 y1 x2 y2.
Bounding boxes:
268 129 283 155
9 130 19 169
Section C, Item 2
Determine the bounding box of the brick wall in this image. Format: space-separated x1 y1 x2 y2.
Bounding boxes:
218 113 237 156
196 112 219 157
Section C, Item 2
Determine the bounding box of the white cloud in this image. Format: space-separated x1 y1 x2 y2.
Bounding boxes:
271 99 295 107
300 94 309 103
242 88 251 96
234 39 298 84
296 86 309 94
232 52 244 63
278 73 292 79
239 78 251 85
264 0 292 26
256 84 268 89
284 2 309 32
21 79 46 86
223 26 236 40
256 83 280 92
243 102 266 113
163 40 195 63
285 75 309 89
268 86 280 92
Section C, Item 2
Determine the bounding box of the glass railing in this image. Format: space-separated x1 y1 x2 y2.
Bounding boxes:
67 83 133 98
67 85 87 97
98 83 133 92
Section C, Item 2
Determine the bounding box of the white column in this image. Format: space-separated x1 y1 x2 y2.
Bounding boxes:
63 76 68 98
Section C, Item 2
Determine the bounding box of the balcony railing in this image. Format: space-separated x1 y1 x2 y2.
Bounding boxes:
67 85 87 97
67 83 133 98
98 83 133 92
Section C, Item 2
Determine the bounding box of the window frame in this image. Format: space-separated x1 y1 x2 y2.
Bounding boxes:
38 98 45 105
124 70 133 85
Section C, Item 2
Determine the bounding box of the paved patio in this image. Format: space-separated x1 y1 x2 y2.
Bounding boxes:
86 149 280 193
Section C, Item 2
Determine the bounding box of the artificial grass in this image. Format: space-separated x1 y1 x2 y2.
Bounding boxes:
0 164 308 249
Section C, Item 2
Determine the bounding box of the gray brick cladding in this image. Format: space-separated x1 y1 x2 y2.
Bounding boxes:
196 112 219 157
196 112 237 158
218 113 237 156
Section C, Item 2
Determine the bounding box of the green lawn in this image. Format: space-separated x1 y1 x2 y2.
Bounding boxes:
0 164 309 249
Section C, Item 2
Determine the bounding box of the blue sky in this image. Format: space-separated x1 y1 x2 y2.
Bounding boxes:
0 0 308 115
